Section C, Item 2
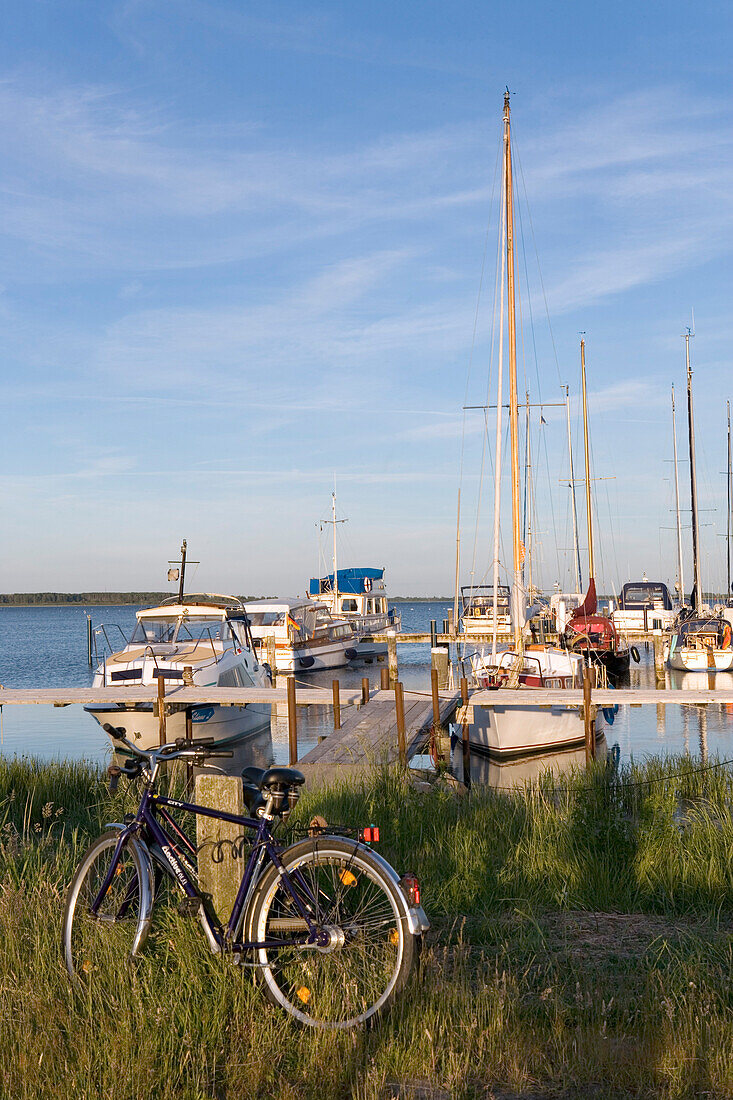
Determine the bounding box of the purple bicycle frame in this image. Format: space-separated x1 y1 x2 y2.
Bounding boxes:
95 786 323 952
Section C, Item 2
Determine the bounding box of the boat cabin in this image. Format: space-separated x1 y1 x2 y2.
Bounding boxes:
461 585 511 634
563 613 620 653
676 617 732 651
307 567 389 618
618 581 673 611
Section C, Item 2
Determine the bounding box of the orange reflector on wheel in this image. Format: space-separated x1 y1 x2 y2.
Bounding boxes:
296 986 311 1004
339 870 357 887
389 928 399 946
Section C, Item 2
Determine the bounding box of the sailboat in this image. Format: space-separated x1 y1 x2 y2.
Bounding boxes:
462 92 604 757
561 340 631 678
666 332 733 671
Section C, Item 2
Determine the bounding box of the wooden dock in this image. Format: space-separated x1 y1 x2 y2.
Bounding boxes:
297 688 461 788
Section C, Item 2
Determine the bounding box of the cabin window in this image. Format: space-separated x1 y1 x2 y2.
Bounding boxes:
218 666 245 688
246 612 286 627
341 599 358 612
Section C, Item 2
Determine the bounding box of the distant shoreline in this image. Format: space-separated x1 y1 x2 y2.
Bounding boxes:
0 593 455 608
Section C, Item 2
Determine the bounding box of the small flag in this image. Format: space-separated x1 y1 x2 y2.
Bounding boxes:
286 615 300 632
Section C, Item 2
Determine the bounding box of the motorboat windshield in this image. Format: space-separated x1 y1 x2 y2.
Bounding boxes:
461 585 510 616
130 616 233 646
677 617 731 646
619 582 672 610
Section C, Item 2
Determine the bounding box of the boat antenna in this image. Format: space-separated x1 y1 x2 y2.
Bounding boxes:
684 327 703 614
321 492 347 612
168 540 198 603
671 385 685 602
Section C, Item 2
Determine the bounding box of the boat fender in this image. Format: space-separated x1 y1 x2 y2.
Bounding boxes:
630 645 641 664
602 682 618 725
723 624 732 649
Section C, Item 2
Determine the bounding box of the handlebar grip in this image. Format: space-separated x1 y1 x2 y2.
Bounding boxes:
103 723 127 740
209 751 234 758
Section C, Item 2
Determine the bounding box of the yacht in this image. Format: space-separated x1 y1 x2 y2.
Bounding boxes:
665 612 733 672
610 579 676 632
307 567 400 659
86 594 272 751
460 585 511 637
243 597 357 673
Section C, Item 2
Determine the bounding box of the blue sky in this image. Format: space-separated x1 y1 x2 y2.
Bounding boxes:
1 0 733 596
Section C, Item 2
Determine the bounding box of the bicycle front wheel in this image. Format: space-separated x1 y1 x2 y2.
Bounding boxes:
246 837 414 1028
62 831 152 979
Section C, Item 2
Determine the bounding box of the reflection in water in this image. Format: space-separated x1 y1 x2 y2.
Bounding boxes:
456 737 607 790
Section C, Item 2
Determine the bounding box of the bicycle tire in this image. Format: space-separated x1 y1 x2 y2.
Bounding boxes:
245 837 414 1029
62 831 153 979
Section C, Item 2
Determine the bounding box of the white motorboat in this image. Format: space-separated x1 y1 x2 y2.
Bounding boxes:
460 584 511 637
462 646 608 756
87 593 272 751
307 566 400 659
243 597 357 673
610 579 676 633
665 613 733 672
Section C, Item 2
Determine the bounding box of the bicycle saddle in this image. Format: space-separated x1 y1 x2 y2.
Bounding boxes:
242 765 305 792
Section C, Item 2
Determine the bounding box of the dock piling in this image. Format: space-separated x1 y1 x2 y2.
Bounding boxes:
266 635 277 684
387 630 398 686
430 667 443 761
460 676 470 788
380 667 389 690
583 666 595 764
430 620 437 648
332 679 341 730
395 681 406 767
287 676 298 765
431 646 449 690
86 616 93 667
361 677 370 706
653 631 665 680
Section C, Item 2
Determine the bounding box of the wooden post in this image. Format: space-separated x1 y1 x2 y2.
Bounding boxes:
380 667 389 690
583 665 595 765
266 635 277 684
430 619 437 648
287 676 298 765
447 608 455 637
395 681 406 767
332 679 341 730
430 667 443 762
361 677 370 706
157 675 166 746
431 646 449 690
653 631 665 680
442 618 449 636
460 676 471 788
195 775 246 924
387 630 398 687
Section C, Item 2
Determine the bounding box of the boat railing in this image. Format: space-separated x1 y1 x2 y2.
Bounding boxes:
92 624 129 664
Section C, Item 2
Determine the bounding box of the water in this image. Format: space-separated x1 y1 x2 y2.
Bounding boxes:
0 602 732 780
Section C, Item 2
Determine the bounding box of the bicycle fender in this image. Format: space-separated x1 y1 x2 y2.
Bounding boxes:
281 836 430 935
103 824 156 952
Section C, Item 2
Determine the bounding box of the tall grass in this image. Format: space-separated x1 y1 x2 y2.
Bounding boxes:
0 754 732 1099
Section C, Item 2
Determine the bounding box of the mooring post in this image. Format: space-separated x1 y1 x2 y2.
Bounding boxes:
380 667 389 690
430 619 437 648
387 630 398 687
460 676 471 788
395 681 406 767
332 679 341 730
447 608 455 637
583 665 595 765
266 634 277 685
361 676 370 706
287 676 298 765
653 630 665 680
86 615 93 667
196 774 246 923
430 667 443 761
431 646 449 689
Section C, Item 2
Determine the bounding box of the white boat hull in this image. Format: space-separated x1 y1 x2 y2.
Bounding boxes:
665 645 733 672
87 701 271 752
463 701 606 758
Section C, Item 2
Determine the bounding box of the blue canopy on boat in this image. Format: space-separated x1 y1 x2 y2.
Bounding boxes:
309 567 384 596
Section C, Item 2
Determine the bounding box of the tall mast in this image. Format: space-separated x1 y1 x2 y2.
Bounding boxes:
503 89 523 650
671 385 685 603
684 329 703 614
524 389 533 594
331 491 339 611
491 179 507 659
453 489 461 633
565 385 582 593
721 400 726 602
580 339 594 582
728 401 731 601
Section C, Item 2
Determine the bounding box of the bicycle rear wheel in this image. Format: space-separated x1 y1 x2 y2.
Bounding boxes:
62 831 152 979
246 837 414 1028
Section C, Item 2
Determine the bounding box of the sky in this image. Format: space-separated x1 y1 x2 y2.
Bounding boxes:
1 0 733 597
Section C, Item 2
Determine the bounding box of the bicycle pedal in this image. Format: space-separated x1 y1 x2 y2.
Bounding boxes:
177 898 201 917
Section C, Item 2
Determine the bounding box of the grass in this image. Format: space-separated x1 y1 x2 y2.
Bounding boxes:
0 753 732 1099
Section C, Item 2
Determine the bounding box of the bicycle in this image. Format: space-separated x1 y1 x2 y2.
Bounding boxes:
62 724 429 1029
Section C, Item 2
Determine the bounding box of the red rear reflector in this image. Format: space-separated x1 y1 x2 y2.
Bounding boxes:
400 873 420 907
360 825 379 844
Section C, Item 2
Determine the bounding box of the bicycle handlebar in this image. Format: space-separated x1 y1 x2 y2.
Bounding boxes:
102 724 234 763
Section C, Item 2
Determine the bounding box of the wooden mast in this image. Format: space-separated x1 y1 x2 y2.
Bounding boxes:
684 329 703 614
580 339 595 583
565 385 583 594
503 89 523 650
671 385 686 603
728 400 731 601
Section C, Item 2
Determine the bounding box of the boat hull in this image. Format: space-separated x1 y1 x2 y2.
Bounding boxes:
665 646 733 672
462 701 606 758
86 701 271 752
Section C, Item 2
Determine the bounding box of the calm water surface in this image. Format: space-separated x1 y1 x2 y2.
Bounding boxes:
0 602 731 782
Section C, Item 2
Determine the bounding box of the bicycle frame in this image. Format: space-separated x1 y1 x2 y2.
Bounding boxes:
96 786 324 954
